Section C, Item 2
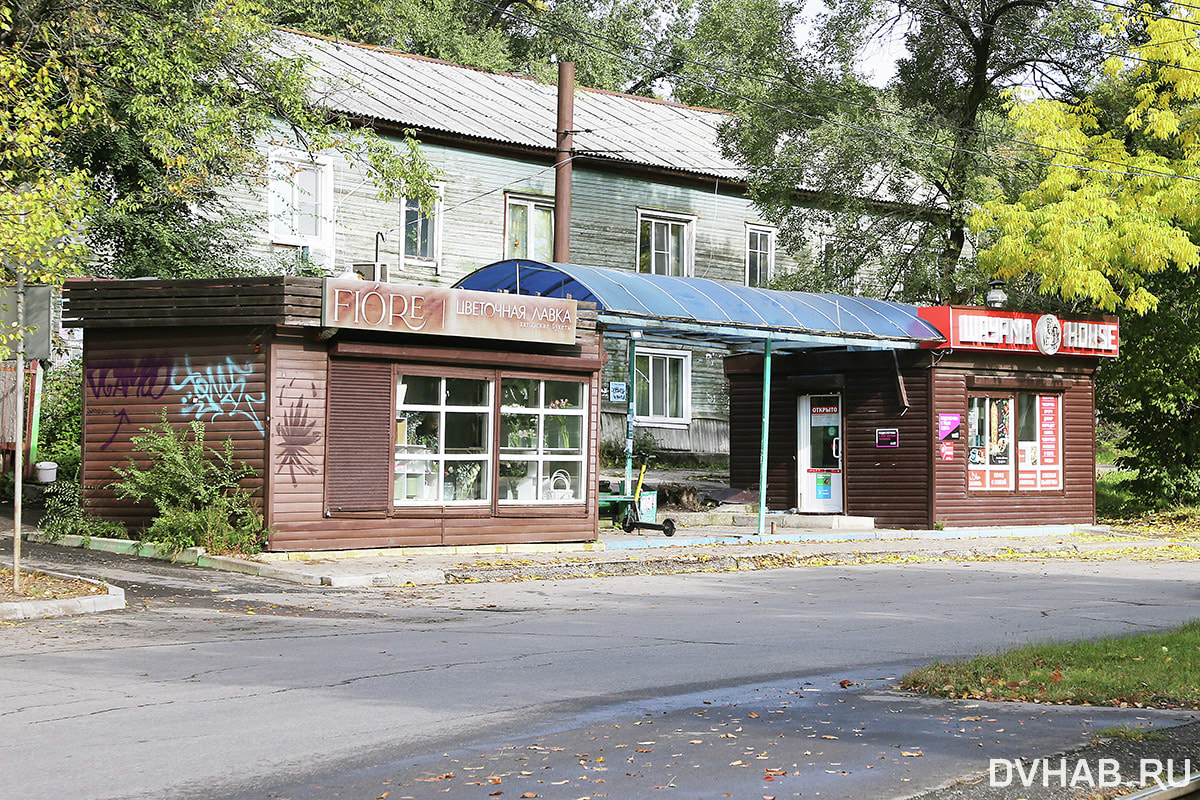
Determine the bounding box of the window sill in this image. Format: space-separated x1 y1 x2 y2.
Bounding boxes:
634 419 691 430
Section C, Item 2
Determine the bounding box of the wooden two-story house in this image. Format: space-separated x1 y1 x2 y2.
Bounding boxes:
229 29 813 460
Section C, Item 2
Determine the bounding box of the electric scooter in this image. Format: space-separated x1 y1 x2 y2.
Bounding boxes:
621 453 676 536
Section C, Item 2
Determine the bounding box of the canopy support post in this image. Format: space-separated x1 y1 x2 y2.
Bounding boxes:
757 336 772 536
625 335 636 494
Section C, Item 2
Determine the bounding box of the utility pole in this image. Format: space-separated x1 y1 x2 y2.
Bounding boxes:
553 61 574 263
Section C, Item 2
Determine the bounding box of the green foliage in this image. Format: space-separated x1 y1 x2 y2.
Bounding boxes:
110 413 268 554
1095 267 1200 507
599 429 661 468
3 0 435 282
972 6 1200 313
38 477 127 544
37 358 83 477
718 0 1111 303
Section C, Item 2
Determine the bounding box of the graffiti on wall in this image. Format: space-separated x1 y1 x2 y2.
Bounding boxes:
274 378 322 486
87 355 265 450
171 357 265 433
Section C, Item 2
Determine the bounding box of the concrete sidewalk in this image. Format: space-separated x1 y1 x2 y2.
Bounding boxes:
195 522 1194 588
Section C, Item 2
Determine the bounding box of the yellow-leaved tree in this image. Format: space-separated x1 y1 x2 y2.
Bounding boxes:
972 4 1200 505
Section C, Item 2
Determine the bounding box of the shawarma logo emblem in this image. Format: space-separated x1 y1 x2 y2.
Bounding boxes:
1034 314 1062 356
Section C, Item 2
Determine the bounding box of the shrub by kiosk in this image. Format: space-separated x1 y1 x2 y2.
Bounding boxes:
65 277 603 551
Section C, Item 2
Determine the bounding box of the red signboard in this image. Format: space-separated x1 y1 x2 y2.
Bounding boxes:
918 307 1118 358
321 278 578 345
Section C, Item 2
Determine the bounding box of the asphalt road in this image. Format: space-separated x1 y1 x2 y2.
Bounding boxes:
3 541 1199 800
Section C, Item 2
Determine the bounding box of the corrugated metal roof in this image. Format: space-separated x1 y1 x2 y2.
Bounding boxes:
275 30 741 180
455 260 945 350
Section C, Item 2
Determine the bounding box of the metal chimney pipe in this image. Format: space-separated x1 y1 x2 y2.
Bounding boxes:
554 61 574 263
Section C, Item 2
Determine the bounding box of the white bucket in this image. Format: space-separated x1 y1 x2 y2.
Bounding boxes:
34 461 57 483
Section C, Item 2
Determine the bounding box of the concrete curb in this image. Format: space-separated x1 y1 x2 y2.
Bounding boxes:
17 528 1183 589
0 569 125 620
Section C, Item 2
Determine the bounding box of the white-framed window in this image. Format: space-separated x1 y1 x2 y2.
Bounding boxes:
268 150 333 263
637 210 695 276
505 195 554 261
967 392 1063 493
401 187 443 272
394 374 492 505
634 347 691 425
498 378 588 504
746 224 775 287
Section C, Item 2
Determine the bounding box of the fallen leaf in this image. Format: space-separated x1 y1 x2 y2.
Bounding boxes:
414 773 454 782
821 735 838 740
521 794 539 799
748 712 760 718
377 793 390 799
901 751 923 757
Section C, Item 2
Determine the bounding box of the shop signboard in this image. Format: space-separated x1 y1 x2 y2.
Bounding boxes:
918 307 1119 358
322 278 577 345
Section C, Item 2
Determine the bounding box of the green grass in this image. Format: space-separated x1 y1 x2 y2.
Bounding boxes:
901 620 1200 709
1091 725 1168 743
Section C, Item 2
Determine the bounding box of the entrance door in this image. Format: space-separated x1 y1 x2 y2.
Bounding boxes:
798 394 843 513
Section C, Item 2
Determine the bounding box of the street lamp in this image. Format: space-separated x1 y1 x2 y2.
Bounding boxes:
986 279 1008 309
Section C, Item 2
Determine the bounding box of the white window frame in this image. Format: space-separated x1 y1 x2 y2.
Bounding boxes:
746 223 776 287
636 209 696 277
633 346 692 427
267 149 334 265
504 193 555 261
394 374 493 506
498 378 589 505
400 185 444 275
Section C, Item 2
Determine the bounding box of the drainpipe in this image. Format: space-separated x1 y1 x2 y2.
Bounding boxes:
554 61 574 263
757 337 772 536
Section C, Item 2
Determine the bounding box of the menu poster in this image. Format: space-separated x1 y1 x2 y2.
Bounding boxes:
1040 396 1060 467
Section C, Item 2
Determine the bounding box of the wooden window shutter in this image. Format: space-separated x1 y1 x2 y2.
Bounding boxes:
326 360 392 512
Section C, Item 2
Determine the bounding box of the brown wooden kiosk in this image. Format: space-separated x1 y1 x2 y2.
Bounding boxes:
726 306 1119 529
65 276 602 551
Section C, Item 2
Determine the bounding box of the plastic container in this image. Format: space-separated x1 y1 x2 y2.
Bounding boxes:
34 461 57 483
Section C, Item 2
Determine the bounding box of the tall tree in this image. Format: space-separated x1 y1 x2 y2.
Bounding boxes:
972 5 1200 503
708 0 1112 302
2 0 434 281
269 0 697 95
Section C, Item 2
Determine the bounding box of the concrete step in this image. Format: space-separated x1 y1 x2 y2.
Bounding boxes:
730 513 875 530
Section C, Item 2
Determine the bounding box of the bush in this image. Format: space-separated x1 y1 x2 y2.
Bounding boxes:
110 413 268 554
39 476 127 542
38 359 82 472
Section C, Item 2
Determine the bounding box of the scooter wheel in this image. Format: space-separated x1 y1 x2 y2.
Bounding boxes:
662 519 676 537
622 509 637 533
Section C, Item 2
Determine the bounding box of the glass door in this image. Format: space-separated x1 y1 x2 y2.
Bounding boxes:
798 394 843 513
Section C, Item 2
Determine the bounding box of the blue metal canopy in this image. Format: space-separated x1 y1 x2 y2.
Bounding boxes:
455 260 944 350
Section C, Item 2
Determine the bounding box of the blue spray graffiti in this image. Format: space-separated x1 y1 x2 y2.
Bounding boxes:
170 357 265 433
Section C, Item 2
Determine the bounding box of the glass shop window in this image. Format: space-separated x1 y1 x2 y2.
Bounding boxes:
498 378 587 504
967 393 1062 492
395 375 492 504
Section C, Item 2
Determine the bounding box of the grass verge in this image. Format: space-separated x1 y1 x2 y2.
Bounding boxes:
900 620 1200 710
0 567 106 602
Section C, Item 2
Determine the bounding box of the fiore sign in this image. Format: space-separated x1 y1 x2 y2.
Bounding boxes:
917 307 1119 358
321 278 577 345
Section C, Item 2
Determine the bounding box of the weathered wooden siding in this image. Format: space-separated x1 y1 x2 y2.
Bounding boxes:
930 355 1097 526
599 339 729 458
725 351 932 528
266 328 329 543
81 327 270 527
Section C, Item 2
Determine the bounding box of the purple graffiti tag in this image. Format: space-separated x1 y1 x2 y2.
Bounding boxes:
100 409 132 451
170 357 265 434
275 378 321 486
86 356 172 400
